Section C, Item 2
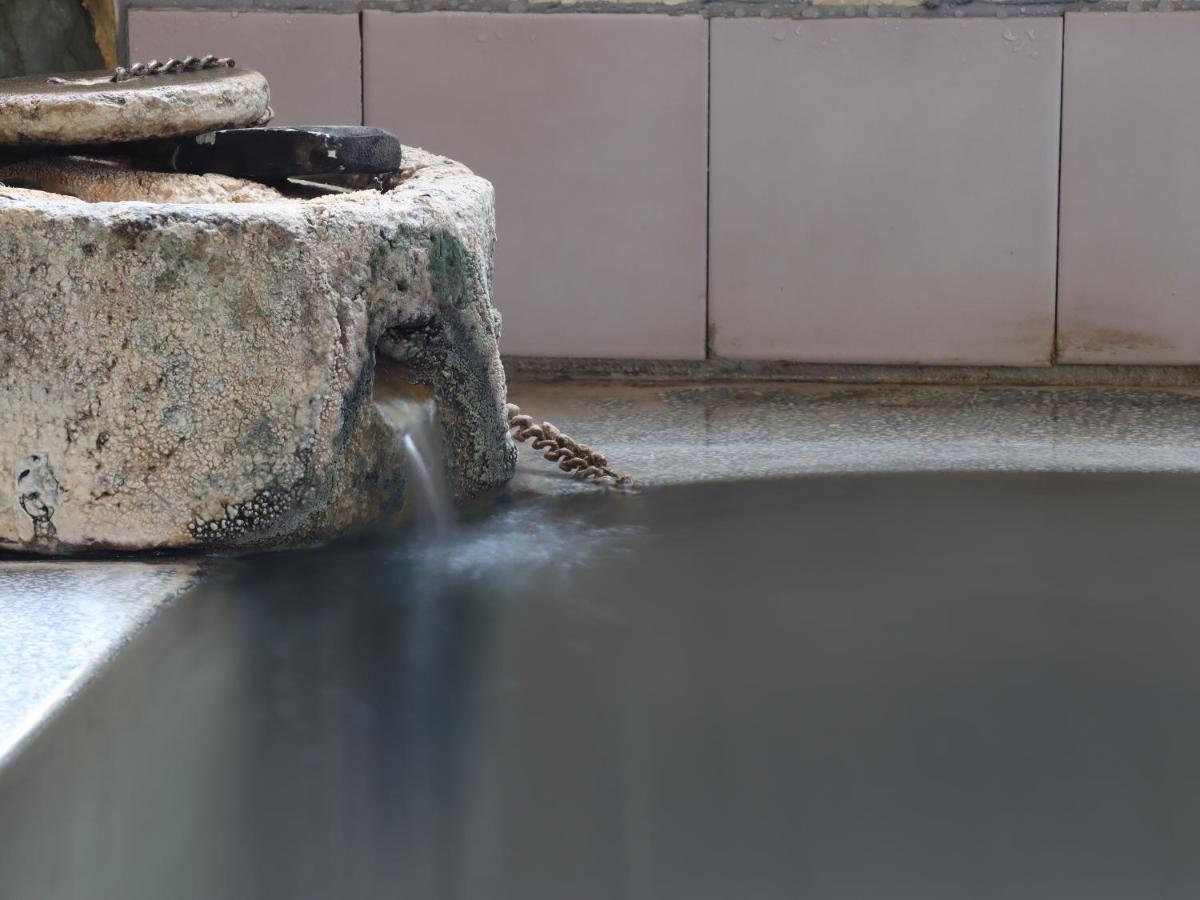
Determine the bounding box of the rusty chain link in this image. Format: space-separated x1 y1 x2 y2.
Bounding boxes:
48 56 236 86
114 56 236 82
507 403 633 487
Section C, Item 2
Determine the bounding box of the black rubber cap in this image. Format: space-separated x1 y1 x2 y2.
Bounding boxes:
170 126 402 179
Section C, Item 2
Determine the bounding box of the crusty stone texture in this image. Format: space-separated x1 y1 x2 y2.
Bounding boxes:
0 147 516 554
0 68 271 146
0 155 284 203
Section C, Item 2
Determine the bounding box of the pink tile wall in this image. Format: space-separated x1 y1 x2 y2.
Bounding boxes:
1058 13 1200 364
127 10 362 126
122 11 1176 368
363 12 709 359
709 18 1062 365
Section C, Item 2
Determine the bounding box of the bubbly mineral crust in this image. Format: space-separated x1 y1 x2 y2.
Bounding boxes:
0 155 285 203
0 148 516 554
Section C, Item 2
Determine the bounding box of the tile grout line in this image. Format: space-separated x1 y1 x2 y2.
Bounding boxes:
704 16 714 360
116 0 129 65
1051 13 1066 364
358 10 366 126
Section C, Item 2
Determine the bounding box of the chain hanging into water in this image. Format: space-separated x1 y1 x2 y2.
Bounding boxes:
48 56 236 85
506 404 633 487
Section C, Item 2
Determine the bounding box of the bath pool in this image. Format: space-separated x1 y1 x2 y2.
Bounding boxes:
4 470 1200 898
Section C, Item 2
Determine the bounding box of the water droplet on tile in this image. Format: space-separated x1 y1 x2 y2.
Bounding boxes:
773 30 786 40
476 32 489 41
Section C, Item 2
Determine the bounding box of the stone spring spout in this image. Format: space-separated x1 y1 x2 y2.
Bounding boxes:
0 149 517 554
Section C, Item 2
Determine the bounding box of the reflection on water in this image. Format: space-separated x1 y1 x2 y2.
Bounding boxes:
7 472 1200 899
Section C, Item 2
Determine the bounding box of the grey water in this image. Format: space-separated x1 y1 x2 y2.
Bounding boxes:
7 472 1200 899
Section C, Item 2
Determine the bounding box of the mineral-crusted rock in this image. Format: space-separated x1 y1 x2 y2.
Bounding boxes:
0 67 271 146
0 155 284 203
0 147 516 554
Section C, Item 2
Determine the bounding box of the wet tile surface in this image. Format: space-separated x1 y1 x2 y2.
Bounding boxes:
363 12 708 359
506 380 1200 492
708 18 1062 365
1058 12 1200 364
128 10 362 126
0 562 198 765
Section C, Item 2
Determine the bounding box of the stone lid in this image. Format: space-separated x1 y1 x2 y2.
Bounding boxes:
0 66 271 146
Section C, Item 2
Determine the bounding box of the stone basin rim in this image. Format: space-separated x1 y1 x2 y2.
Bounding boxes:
0 145 514 555
0 144 471 210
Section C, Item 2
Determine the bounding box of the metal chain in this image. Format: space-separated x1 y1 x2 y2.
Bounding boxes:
114 55 235 82
506 403 633 486
47 55 235 85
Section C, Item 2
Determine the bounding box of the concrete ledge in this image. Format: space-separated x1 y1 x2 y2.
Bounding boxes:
506 357 1200 387
0 561 198 767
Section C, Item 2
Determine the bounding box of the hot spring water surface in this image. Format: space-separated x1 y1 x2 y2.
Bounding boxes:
5 471 1200 899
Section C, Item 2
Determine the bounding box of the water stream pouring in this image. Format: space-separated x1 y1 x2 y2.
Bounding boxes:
374 380 454 533
400 421 453 533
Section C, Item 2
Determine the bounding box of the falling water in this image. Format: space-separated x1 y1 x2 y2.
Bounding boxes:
400 427 452 532
373 362 453 532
